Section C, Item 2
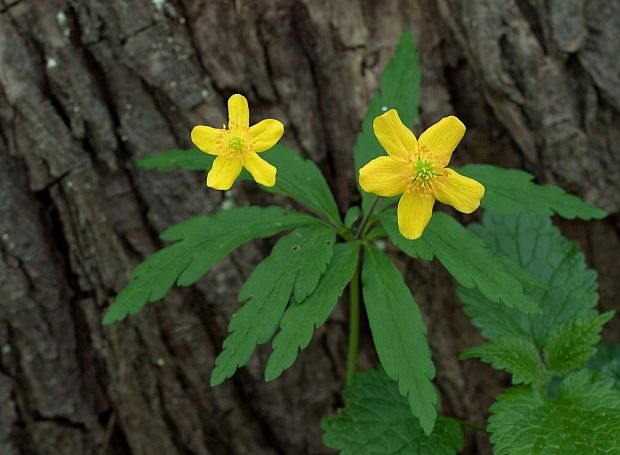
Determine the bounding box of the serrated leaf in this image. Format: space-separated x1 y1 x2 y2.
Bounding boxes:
265 242 360 381
589 345 620 387
459 212 599 346
103 207 319 324
544 312 614 375
210 224 335 385
488 370 620 455
322 369 463 455
379 211 538 314
462 337 549 385
354 31 421 213
458 164 607 220
362 245 437 434
137 147 214 171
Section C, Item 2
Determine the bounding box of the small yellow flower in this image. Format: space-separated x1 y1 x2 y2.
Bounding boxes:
359 110 485 240
191 94 284 190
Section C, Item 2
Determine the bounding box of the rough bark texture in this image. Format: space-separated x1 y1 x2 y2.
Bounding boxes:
1 0 619 454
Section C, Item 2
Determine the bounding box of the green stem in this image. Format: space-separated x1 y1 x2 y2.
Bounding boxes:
355 197 380 238
345 260 361 386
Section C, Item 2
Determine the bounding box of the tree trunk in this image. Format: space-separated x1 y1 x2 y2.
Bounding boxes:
1 0 618 454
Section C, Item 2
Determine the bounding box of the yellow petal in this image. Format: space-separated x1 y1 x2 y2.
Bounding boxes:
206 156 243 190
243 152 276 187
435 168 485 214
359 156 408 197
418 116 465 165
250 119 284 152
373 109 417 161
397 191 435 240
228 94 249 128
191 125 222 155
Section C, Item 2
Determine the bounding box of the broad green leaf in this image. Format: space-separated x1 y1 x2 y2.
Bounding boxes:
344 206 361 228
461 337 549 385
103 207 318 324
488 370 620 455
459 212 599 345
263 145 341 227
379 211 538 314
589 345 620 387
362 245 436 434
210 224 335 385
322 368 463 455
137 147 214 171
458 164 607 220
265 242 360 381
354 31 421 213
544 312 614 375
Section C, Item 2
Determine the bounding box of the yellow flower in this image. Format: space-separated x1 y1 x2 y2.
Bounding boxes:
191 94 284 190
359 110 485 240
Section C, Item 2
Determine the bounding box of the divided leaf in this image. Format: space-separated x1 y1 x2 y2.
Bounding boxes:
265 242 360 381
210 224 335 386
103 207 318 324
354 31 421 213
544 312 614 376
322 369 463 455
137 147 214 171
459 212 599 345
488 370 620 455
380 211 538 314
458 164 607 220
589 345 620 387
462 337 549 385
362 245 437 434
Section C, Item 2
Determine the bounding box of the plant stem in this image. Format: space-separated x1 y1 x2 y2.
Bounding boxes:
345 260 361 386
459 420 487 433
355 197 380 238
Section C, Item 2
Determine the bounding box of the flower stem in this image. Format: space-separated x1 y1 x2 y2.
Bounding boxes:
345 259 361 386
355 197 380 238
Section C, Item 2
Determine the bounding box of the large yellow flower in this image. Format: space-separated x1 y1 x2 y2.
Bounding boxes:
359 110 485 240
191 94 284 190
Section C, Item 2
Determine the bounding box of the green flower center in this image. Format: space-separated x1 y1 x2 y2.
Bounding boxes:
228 136 244 150
414 159 437 182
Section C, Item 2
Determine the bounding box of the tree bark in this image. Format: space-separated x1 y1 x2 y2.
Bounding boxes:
1 0 618 454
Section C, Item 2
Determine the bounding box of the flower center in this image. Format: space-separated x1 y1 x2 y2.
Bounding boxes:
219 126 252 159
408 154 445 194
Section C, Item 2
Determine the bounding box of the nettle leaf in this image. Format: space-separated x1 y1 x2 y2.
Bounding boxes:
589 345 620 387
488 370 620 455
458 164 607 220
103 207 318 324
459 212 599 345
210 224 335 386
462 337 549 385
380 211 538 314
137 146 214 171
262 145 341 227
354 31 421 213
362 245 436 434
544 312 614 376
322 369 463 455
265 242 360 381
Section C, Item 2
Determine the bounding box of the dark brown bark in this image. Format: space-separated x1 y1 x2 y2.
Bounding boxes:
1 0 618 454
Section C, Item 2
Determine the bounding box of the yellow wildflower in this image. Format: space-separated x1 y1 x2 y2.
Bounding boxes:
359 110 485 240
191 94 284 190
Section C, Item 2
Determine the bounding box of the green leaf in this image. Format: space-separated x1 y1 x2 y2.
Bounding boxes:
265 242 360 381
137 147 214 171
210 224 335 386
103 207 319 324
461 337 549 385
488 370 620 455
380 211 538 314
322 369 463 455
354 31 421 213
262 145 342 227
589 345 620 387
459 212 600 346
544 312 614 375
362 245 436 434
458 164 607 220
344 206 361 228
